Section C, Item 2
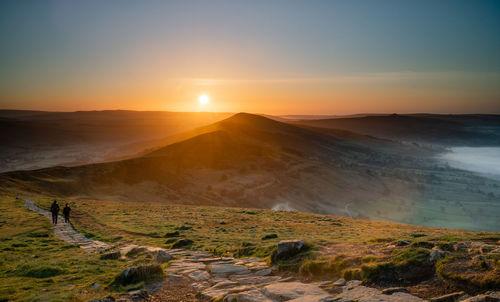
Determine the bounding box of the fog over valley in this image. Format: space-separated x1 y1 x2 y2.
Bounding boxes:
440 147 500 180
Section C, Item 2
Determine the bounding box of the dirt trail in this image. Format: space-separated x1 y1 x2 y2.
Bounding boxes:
20 196 111 253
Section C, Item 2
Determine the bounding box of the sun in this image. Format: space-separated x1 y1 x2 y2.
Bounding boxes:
198 94 210 105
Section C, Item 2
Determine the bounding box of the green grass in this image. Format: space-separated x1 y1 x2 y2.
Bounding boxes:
32 197 483 260
0 195 157 301
2 194 497 299
298 254 354 280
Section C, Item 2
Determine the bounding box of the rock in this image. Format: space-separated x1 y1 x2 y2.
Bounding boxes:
333 278 346 286
395 240 411 246
335 285 424 302
100 251 121 260
411 241 435 249
128 289 148 298
275 240 305 260
262 281 326 301
197 285 252 301
430 291 466 302
461 292 500 302
344 280 363 290
164 231 180 237
154 250 172 263
167 273 183 281
188 270 210 281
287 295 334 302
224 289 274 302
382 287 409 295
171 238 194 248
209 264 249 276
92 282 100 289
230 275 281 285
192 281 211 291
111 265 164 286
430 247 446 262
211 280 239 289
251 268 272 276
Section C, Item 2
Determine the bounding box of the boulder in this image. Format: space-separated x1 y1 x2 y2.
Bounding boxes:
275 240 305 260
154 250 172 263
430 247 446 262
262 281 326 301
344 280 362 290
333 278 346 286
429 291 466 302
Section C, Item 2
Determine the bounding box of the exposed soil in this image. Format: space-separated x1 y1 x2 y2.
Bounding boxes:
145 277 199 302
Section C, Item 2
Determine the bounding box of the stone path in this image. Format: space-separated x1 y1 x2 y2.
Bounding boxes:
154 248 426 302
20 196 111 253
21 195 498 302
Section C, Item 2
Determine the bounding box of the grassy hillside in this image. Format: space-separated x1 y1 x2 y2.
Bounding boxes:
1 193 497 301
0 195 128 301
1 113 500 231
0 110 231 172
293 114 500 146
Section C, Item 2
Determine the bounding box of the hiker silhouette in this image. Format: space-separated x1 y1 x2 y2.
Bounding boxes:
50 200 60 225
63 204 71 223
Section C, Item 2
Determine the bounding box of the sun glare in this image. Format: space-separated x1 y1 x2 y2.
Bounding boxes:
198 94 210 105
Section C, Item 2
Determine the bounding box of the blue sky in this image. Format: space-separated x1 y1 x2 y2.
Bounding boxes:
1 0 499 114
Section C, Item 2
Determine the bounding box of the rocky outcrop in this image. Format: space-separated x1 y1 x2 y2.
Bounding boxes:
154 250 172 263
274 240 305 261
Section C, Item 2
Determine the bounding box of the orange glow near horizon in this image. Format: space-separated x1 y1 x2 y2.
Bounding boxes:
1 72 500 115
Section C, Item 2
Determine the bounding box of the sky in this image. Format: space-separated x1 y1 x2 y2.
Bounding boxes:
1 0 499 115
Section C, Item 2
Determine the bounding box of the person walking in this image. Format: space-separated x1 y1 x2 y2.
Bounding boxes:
63 203 71 223
50 200 60 225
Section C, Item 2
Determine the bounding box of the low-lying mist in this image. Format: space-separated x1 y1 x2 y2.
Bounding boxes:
439 147 500 179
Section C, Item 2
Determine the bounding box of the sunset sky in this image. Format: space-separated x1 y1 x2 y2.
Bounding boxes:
1 0 499 115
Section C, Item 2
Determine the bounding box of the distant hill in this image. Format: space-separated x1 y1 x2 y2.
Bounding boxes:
293 114 500 146
0 110 232 172
2 113 499 231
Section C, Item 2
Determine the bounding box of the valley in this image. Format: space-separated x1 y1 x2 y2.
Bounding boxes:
2 112 499 231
